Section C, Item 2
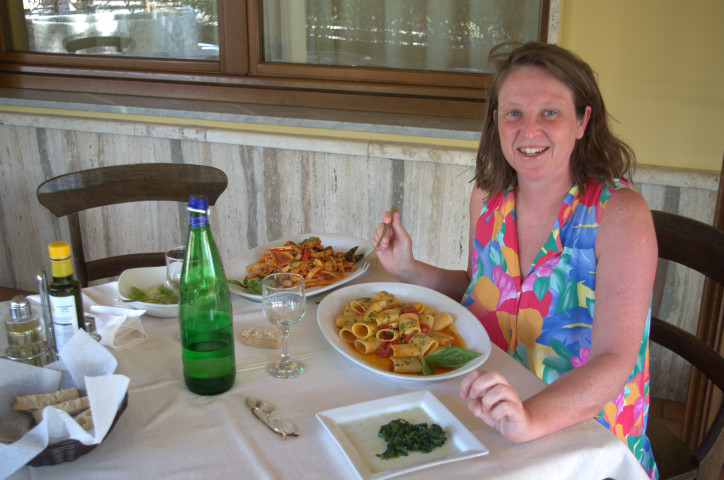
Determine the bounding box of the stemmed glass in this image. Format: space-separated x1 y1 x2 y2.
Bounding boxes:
261 273 306 378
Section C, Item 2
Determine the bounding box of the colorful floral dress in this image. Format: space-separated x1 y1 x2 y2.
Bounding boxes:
461 180 658 479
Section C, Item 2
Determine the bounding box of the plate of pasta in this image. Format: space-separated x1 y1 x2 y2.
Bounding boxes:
317 282 491 383
226 233 372 302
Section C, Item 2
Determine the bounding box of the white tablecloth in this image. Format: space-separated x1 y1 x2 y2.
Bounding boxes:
3 260 647 480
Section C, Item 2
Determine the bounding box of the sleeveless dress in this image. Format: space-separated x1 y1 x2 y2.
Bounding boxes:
461 180 658 479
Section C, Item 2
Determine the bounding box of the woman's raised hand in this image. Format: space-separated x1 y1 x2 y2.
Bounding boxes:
460 370 534 443
372 209 415 281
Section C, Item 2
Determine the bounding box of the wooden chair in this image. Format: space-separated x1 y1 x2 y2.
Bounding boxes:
648 210 724 480
36 163 228 287
64 35 133 54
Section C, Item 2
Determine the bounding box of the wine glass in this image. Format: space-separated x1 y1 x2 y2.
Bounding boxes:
261 273 306 379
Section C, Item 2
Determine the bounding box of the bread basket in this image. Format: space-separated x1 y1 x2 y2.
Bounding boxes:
27 392 128 467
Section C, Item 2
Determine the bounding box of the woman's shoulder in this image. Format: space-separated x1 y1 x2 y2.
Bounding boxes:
597 183 655 250
604 181 650 213
577 178 644 209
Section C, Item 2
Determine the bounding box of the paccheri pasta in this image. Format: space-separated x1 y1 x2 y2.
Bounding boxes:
334 290 472 375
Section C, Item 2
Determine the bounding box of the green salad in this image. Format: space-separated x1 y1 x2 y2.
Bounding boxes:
129 284 178 304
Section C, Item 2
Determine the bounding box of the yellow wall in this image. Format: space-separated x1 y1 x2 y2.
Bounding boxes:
558 0 723 171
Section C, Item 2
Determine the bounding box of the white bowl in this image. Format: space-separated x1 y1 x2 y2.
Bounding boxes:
117 266 178 318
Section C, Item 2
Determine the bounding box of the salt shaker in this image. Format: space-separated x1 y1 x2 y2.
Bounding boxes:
3 295 52 367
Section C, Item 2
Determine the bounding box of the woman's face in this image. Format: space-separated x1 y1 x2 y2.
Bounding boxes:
496 66 590 186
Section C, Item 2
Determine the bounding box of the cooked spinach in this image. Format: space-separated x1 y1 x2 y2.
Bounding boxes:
376 419 446 459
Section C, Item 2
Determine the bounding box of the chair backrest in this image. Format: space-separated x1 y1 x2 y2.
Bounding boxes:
37 163 228 287
64 35 133 53
650 210 724 478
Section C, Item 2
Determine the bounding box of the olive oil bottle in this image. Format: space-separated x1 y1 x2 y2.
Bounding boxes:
47 241 85 354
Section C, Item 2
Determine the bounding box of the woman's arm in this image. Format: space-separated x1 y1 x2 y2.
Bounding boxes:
371 186 485 300
460 188 658 441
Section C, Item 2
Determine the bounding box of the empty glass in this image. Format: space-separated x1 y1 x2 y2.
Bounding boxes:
165 246 185 294
262 273 306 379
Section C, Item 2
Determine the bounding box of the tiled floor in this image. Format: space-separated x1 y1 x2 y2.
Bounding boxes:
650 397 724 480
649 397 685 438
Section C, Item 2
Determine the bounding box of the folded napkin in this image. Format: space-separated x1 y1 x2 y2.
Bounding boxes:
0 330 129 479
30 282 148 351
88 305 147 351
82 283 148 351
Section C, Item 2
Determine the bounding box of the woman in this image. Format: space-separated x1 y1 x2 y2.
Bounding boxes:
372 42 658 478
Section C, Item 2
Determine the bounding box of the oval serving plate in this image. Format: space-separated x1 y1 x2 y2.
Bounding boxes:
226 233 372 302
317 282 491 383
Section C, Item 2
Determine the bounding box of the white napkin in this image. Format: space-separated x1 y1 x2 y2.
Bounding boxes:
82 282 148 350
0 330 130 479
30 282 148 351
88 305 147 351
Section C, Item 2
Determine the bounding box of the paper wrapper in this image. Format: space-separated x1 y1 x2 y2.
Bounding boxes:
0 330 129 479
30 284 148 351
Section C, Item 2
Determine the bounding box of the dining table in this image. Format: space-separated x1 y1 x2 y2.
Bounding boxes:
2 258 648 480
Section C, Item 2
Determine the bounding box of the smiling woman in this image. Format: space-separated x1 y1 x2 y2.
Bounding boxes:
371 42 659 479
0 0 553 117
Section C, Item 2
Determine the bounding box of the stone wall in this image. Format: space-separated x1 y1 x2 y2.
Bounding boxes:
0 108 718 400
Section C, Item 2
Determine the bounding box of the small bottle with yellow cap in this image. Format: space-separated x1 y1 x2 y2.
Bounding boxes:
47 241 85 354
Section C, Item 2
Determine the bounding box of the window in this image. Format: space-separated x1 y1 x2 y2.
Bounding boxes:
0 0 551 118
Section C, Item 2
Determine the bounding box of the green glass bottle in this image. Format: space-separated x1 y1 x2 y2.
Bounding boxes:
47 241 85 355
178 195 236 395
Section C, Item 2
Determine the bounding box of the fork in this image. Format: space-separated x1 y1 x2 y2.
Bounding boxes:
358 261 372 274
368 207 399 258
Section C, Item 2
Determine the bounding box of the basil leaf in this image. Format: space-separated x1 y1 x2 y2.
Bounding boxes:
423 346 481 368
421 357 434 376
228 276 263 295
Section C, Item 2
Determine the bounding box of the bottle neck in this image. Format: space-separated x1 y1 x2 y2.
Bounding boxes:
189 211 210 228
50 258 74 279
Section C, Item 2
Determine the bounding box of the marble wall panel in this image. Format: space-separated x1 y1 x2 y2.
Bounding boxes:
0 111 719 401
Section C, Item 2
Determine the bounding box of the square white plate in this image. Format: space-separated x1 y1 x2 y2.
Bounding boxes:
316 390 487 480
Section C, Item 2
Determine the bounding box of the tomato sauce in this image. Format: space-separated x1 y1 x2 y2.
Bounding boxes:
345 325 468 376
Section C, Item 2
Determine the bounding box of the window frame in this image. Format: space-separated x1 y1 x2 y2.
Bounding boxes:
0 0 550 118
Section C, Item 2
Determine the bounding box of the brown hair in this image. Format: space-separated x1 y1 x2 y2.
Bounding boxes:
474 42 635 196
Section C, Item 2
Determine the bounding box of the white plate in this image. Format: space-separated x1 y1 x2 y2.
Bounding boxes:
317 282 491 383
117 266 178 318
226 233 372 302
316 390 488 480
